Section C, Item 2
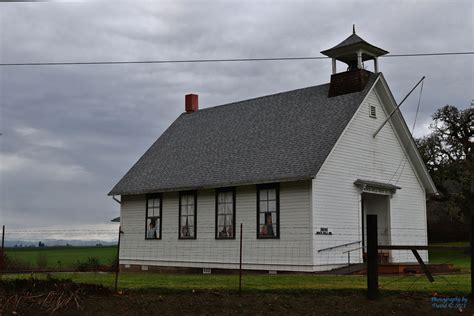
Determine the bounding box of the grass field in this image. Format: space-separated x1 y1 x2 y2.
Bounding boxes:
4 242 470 270
429 242 470 271
1 243 471 299
1 272 471 293
4 246 116 269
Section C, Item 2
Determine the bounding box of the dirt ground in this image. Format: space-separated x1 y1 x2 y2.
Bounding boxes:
1 279 472 315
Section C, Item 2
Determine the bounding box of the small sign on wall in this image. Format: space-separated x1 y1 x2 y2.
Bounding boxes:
363 186 392 195
316 227 332 235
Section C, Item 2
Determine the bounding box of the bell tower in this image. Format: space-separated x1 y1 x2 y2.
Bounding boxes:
321 26 388 97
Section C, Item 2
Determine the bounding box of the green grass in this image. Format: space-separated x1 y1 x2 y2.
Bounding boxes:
1 272 471 293
429 241 470 272
4 243 469 271
4 246 117 269
2 242 470 294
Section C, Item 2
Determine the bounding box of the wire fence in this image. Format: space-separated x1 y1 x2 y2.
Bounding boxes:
0 221 471 298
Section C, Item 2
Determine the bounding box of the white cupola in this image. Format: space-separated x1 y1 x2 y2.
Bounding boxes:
321 26 389 97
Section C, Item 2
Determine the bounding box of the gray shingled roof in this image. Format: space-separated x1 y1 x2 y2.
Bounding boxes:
320 33 389 59
109 74 379 196
325 33 367 50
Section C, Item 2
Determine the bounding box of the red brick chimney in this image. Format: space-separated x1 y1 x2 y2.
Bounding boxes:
185 94 198 113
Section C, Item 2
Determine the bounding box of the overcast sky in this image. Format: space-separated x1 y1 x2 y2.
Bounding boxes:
0 0 472 241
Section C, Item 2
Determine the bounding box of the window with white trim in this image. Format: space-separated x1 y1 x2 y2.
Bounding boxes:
215 188 235 239
179 191 197 239
146 194 162 239
257 184 279 239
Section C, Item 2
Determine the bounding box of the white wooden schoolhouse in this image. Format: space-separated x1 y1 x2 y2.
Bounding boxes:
109 29 437 272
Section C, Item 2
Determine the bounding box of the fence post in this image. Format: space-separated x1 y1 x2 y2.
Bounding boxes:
114 225 122 293
470 215 473 299
348 252 351 274
239 223 243 296
0 225 5 274
367 215 378 300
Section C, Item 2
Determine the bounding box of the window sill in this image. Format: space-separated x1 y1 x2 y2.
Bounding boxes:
257 236 280 240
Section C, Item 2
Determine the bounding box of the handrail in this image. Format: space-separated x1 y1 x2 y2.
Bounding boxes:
342 246 364 254
343 245 365 273
317 240 361 253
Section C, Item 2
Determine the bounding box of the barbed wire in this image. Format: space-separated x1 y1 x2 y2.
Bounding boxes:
2 223 468 295
4 225 432 232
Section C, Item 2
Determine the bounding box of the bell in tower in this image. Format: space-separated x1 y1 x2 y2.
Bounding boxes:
321 26 389 97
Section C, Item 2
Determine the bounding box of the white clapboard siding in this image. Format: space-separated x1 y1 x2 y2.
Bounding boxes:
312 86 428 267
120 181 313 271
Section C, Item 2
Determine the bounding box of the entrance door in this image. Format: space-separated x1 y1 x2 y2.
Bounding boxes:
361 193 391 262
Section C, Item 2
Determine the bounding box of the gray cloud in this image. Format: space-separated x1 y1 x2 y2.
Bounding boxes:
0 0 472 238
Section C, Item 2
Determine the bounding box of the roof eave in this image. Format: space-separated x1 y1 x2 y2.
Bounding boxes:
354 179 402 191
321 43 389 59
108 175 314 196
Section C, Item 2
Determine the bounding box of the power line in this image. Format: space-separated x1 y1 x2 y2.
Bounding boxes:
0 56 324 67
384 51 474 57
0 51 473 67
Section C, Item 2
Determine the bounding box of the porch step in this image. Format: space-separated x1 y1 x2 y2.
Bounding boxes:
350 263 459 275
319 263 367 275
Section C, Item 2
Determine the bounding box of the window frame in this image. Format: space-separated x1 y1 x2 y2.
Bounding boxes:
215 187 236 240
256 183 280 239
145 193 163 240
178 191 197 240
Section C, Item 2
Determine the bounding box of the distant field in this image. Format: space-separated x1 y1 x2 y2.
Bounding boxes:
3 242 470 271
4 246 117 269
